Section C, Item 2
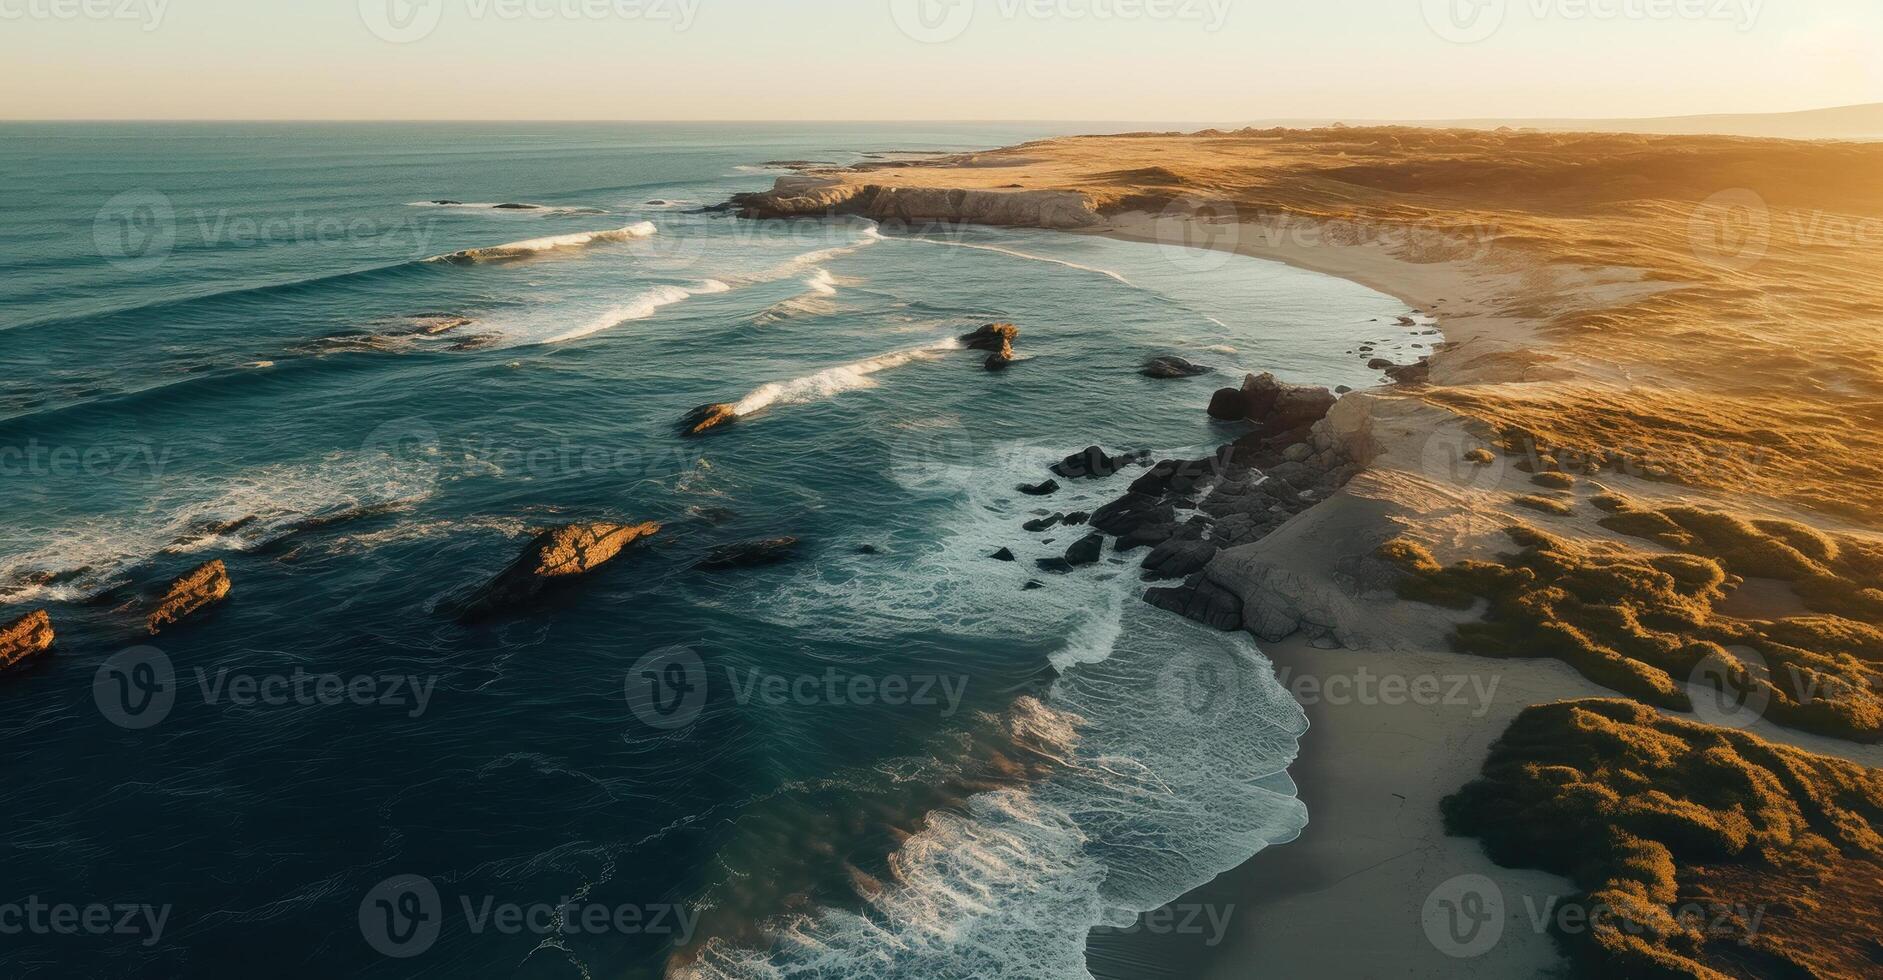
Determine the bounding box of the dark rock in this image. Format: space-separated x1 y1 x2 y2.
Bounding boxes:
992 548 1017 563
1208 387 1250 421
1335 385 1353 394
1367 358 1395 370
147 559 234 635
984 351 1013 372
1384 359 1432 385
680 402 740 436
1089 492 1176 537
1140 355 1213 379
1064 534 1105 567
856 544 882 555
1142 539 1220 581
1035 557 1075 574
697 537 801 571
1023 581 1045 591
493 203 542 210
1023 515 1063 533
959 323 1019 351
1240 373 1337 436
1 611 54 671
1018 480 1061 497
1144 574 1245 631
1063 512 1091 526
430 200 463 205
1051 446 1152 480
459 523 660 621
1117 522 1181 554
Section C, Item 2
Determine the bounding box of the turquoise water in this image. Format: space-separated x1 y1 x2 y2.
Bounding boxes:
0 124 1420 978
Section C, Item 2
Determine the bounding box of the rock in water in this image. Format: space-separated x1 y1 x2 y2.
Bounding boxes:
1064 534 1104 567
1140 356 1213 379
1 611 54 671
147 560 233 635
458 522 660 621
1017 479 1061 497
1240 372 1337 435
696 537 801 571
1208 387 1250 421
958 323 1019 352
1051 446 1152 480
680 403 740 437
984 350 1013 372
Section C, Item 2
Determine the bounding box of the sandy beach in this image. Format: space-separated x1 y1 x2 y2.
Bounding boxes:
731 127 1883 978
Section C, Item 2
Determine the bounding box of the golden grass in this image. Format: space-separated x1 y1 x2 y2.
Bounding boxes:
1444 698 1883 979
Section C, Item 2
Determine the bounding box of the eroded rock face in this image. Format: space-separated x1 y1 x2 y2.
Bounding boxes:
458 522 660 621
1208 388 1250 421
696 537 801 571
681 403 740 437
730 177 1103 230
1145 575 1244 631
960 323 1018 352
1 611 54 670
147 560 233 635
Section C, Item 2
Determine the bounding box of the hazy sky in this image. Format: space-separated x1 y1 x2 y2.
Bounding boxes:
2 0 1878 120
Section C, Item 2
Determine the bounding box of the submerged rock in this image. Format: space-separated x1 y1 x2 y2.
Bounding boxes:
680 403 740 437
1023 515 1063 533
1050 446 1153 480
1140 356 1213 379
697 537 801 571
984 350 1014 372
991 548 1017 563
1017 479 1061 497
1 611 54 671
458 522 660 621
147 560 233 635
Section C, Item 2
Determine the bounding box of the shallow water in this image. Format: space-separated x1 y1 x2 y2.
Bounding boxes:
0 123 1425 978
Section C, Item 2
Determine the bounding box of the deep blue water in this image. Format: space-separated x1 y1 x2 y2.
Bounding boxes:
0 123 1427 978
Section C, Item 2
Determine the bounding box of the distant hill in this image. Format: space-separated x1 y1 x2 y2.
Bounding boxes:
1264 103 1883 141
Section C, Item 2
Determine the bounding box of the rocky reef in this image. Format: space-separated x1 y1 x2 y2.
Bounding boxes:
1 610 54 671
730 176 1103 230
147 560 233 635
457 522 660 622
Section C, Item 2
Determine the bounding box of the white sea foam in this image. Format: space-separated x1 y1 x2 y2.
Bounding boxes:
805 268 839 297
405 201 608 215
538 279 729 344
0 452 438 603
728 337 961 417
891 235 1133 285
425 222 657 263
682 440 1308 979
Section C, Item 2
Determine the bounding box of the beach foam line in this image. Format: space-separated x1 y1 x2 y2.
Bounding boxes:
728 226 883 287
424 221 657 264
542 280 730 344
889 235 1132 285
729 336 960 416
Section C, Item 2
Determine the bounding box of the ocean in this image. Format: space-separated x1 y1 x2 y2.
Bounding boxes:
0 123 1420 978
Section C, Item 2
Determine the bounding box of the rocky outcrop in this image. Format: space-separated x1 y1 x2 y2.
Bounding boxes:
680 403 740 437
1 611 54 671
731 177 1103 230
697 537 801 571
1064 534 1104 567
1145 575 1244 631
1050 446 1152 480
1240 372 1338 439
1207 388 1250 421
959 323 1019 372
1018 480 1060 497
147 560 233 635
1140 356 1213 379
458 522 660 621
